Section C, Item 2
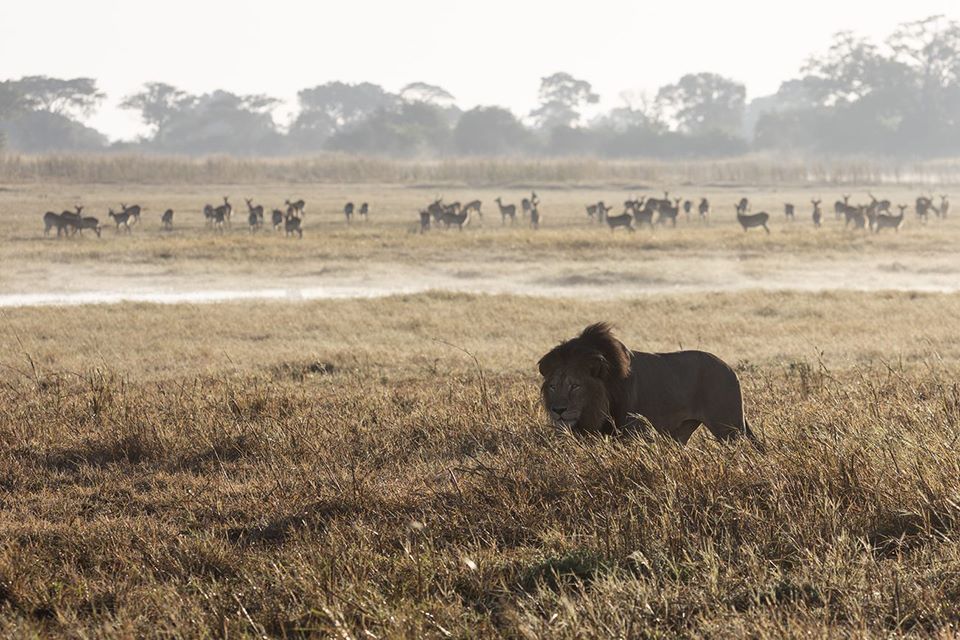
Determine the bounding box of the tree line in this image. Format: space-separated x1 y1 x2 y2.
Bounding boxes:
1 16 958 158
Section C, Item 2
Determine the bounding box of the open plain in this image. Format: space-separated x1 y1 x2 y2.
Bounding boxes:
2 178 960 637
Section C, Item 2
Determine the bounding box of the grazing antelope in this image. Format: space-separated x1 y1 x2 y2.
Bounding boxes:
698 197 710 223
735 197 750 215
530 206 541 230
462 200 483 218
495 198 517 225
440 207 471 231
784 203 795 220
874 206 905 233
212 201 230 231
811 199 822 228
427 200 446 223
344 202 355 224
834 195 850 220
358 202 369 221
271 209 284 231
915 196 933 222
161 209 174 231
682 199 693 221
419 210 431 233
108 208 133 233
245 199 264 228
79 216 101 237
606 211 635 232
737 208 770 233
284 213 303 238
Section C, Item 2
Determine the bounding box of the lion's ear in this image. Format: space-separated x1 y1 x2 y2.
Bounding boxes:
538 350 561 377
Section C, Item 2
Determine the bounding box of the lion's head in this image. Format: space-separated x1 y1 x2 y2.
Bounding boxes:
538 323 632 434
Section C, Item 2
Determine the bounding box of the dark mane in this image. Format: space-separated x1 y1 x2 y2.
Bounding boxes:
538 322 631 380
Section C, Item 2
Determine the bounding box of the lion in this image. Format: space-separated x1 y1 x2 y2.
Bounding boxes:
538 323 760 447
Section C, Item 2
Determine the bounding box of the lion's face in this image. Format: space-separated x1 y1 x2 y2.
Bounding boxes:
540 367 609 432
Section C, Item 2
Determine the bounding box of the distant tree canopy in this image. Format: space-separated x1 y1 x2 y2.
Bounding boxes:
3 15 960 158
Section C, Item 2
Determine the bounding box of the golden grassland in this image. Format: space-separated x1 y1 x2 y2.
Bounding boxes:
2 153 960 186
2 290 960 637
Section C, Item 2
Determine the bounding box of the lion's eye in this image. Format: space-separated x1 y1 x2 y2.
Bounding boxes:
570 384 580 391
549 385 556 391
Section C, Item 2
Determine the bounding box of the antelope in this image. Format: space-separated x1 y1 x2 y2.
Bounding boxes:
419 210 431 233
212 201 230 231
531 191 540 207
271 209 284 231
521 197 532 218
844 205 867 230
530 206 541 230
657 198 681 227
606 211 635 232
596 202 614 223
203 204 215 226
874 206 905 233
285 199 306 218
161 209 174 231
344 202 355 224
221 197 232 227
79 216 101 237
868 192 891 214
284 213 303 238
698 198 710 222
120 203 142 223
245 199 264 226
43 212 67 236
735 197 750 215
108 208 133 233
359 202 369 221
737 208 770 233
834 195 850 220
632 204 656 228
811 199 822 228
915 196 933 222
495 198 516 225
940 195 950 218
440 207 471 231
682 199 693 221
60 206 83 235
427 199 445 222
784 203 795 220
462 200 483 218
864 204 879 231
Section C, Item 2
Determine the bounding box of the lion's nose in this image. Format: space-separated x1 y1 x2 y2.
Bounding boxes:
551 406 567 416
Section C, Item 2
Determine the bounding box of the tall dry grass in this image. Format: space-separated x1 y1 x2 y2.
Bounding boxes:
0 291 959 636
3 152 960 186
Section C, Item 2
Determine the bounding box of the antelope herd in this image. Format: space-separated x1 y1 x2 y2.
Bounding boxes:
39 191 950 239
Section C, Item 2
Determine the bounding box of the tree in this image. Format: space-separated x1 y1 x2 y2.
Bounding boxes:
154 90 284 154
655 73 746 136
327 102 451 156
120 82 195 141
400 82 455 106
290 82 398 149
530 72 599 130
453 106 530 155
12 76 104 119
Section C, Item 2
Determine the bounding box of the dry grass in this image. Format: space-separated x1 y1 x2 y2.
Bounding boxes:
2 291 960 637
3 153 960 186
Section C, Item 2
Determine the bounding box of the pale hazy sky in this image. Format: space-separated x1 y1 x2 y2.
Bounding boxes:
1 0 956 140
